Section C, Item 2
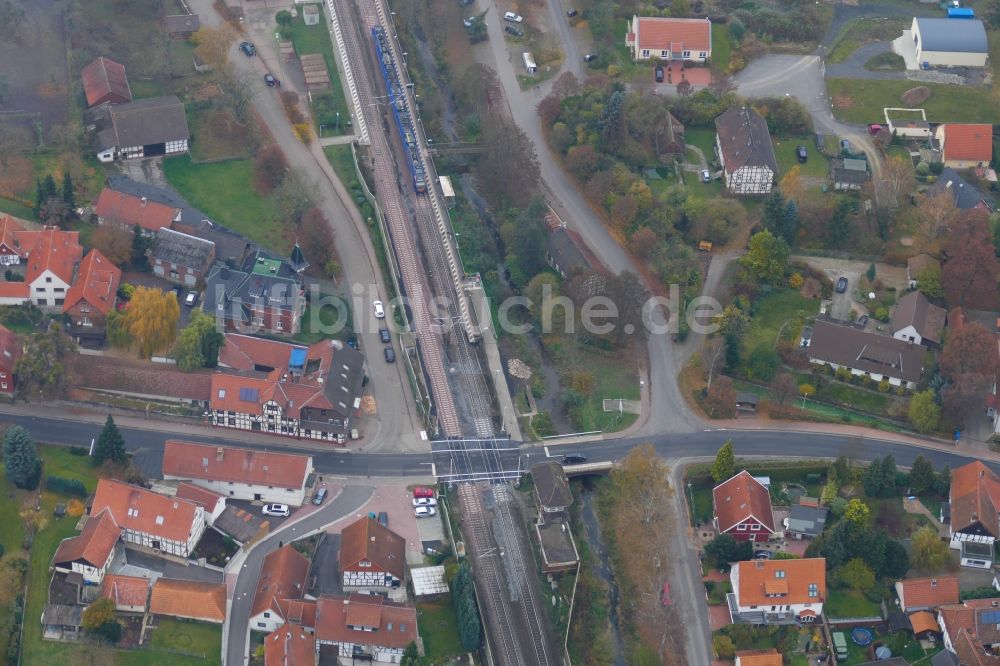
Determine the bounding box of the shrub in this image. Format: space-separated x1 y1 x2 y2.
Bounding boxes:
46 476 88 497
69 446 87 456
877 379 890 393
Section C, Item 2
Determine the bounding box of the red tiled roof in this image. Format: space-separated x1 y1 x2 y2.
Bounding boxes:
218 334 307 372
0 323 22 371
101 574 150 609
174 482 226 511
733 558 826 607
735 649 783 666
149 578 227 623
162 441 311 490
264 623 315 666
631 16 711 53
941 124 993 163
251 545 310 620
94 188 178 233
278 599 317 627
52 508 120 569
91 479 201 543
713 470 776 533
898 576 959 610
340 517 406 580
950 461 1000 537
0 283 29 300
315 594 418 650
80 56 132 107
63 249 121 315
25 227 82 286
909 610 939 636
345 593 383 628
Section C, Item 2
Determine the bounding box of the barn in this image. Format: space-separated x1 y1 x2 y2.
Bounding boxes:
911 17 988 68
89 96 190 163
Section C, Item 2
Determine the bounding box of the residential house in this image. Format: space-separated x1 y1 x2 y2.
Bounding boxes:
657 111 686 161
80 56 132 108
208 336 365 444
90 478 206 558
545 224 609 296
315 594 419 664
149 578 227 623
0 323 21 394
250 545 311 633
715 107 778 195
907 254 941 290
891 291 946 349
885 109 932 139
531 461 573 514
94 187 181 237
265 623 316 666
151 228 216 287
949 461 1000 568
340 517 406 591
911 18 989 68
50 508 120 584
831 157 870 191
203 246 308 336
938 599 1000 665
785 504 829 540
735 650 783 666
174 482 227 525
713 470 776 543
929 168 995 212
935 124 993 169
0 216 84 309
625 16 712 63
88 95 190 163
162 440 314 506
804 317 925 388
728 558 826 624
101 574 151 613
896 576 960 612
165 13 200 38
63 249 121 342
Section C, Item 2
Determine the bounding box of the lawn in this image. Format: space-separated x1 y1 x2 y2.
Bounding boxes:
826 17 908 64
711 23 732 71
773 137 830 179
689 482 713 524
566 345 640 433
119 618 222 666
742 290 816 354
814 379 889 413
188 106 254 162
685 128 717 163
285 4 350 135
825 588 881 619
416 599 463 664
296 294 353 345
827 78 1000 125
162 155 288 253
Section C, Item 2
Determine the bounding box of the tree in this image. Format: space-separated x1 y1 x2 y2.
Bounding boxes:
16 323 75 399
917 265 943 299
566 145 598 179
843 499 870 528
704 533 752 566
745 345 779 381
911 525 951 571
275 9 293 26
711 439 736 482
943 213 1000 310
705 375 736 418
39 197 71 228
3 426 40 490
834 558 875 591
909 391 940 434
90 225 135 266
935 465 952 497
741 230 788 284
714 635 736 659
0 0 26 40
880 455 898 497
401 642 420 666
300 208 338 278
132 225 152 271
124 286 180 358
174 310 223 371
82 598 115 632
451 563 481 651
603 271 650 346
763 190 785 234
909 454 935 494
701 337 727 389
914 189 959 243
771 373 798 410
476 115 541 209
501 198 548 287
252 145 288 194
866 263 876 282
940 321 997 426
93 415 127 466
827 198 853 247
716 304 750 339
273 169 316 226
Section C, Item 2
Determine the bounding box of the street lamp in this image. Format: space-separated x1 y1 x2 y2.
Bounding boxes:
336 111 340 131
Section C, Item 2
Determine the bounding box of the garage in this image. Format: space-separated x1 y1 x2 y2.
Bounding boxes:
910 17 988 68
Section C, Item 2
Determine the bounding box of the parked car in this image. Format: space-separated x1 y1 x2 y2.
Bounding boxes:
753 550 772 559
654 65 664 83
264 73 280 87
313 487 328 505
840 139 851 153
415 506 437 518
868 123 884 135
796 145 808 162
239 41 255 57
373 300 385 318
184 291 198 307
583 53 598 63
835 276 849 294
857 315 869 328
379 327 391 343
562 452 587 464
504 25 524 37
413 497 438 507
384 346 395 363
504 11 523 22
262 503 290 517
701 169 711 183
413 486 435 498
661 582 672 607
377 511 389 528
463 16 474 27
566 8 578 17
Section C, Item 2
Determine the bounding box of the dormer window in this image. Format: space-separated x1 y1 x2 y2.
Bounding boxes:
775 570 785 579
808 584 818 597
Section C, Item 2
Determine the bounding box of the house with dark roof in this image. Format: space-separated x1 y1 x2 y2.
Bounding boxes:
149 578 227 623
715 107 778 195
531 461 573 513
151 228 216 287
545 225 607 282
895 576 960 612
804 317 925 388
911 18 989 68
165 13 200 38
785 504 828 540
88 95 190 163
80 57 132 108
908 254 941 290
94 187 181 236
264 623 315 666
162 440 313 506
340 517 405 591
949 462 1000 568
315 594 419 663
831 157 870 191
625 16 712 63
936 124 993 169
0 323 21 394
713 470 776 542
929 168 995 212
51 508 120 584
891 291 946 349
250 545 311 633
64 249 121 342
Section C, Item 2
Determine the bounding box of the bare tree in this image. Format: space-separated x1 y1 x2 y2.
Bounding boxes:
771 372 799 410
914 188 959 244
221 68 258 123
701 336 727 388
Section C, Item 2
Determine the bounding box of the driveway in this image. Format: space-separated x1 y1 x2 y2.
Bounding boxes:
825 42 904 81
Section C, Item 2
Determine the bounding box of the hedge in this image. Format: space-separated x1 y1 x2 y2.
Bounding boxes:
46 475 88 497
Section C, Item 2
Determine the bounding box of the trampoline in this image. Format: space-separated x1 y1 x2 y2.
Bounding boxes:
851 627 874 646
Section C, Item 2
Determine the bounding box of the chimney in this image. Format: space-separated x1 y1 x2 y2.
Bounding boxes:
216 447 224 461
931 579 937 587
982 469 986 479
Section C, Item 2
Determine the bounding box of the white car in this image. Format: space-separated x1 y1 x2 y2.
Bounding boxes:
373 300 385 319
415 506 437 518
412 497 438 507
504 11 523 23
262 503 290 517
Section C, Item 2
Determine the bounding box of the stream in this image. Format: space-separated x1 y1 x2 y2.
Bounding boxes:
579 483 627 665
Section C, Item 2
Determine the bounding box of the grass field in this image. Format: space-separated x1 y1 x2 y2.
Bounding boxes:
827 78 1000 125
773 137 830 179
826 18 908 64
742 290 816 354
711 23 732 71
825 588 881 618
684 128 717 163
570 346 640 433
285 4 350 135
296 295 352 345
417 599 463 663
162 155 288 253
118 619 222 666
188 107 254 162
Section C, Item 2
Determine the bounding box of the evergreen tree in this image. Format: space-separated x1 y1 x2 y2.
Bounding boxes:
93 415 127 465
828 198 852 246
42 174 57 202
723 332 741 373
711 439 736 483
763 190 785 234
779 200 799 246
400 642 420 666
862 456 883 497
34 178 44 210
934 465 951 496
61 172 75 209
451 563 481 651
880 455 898 497
3 425 40 490
908 455 935 494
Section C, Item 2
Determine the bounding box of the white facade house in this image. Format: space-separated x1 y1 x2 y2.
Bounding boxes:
249 545 311 633
912 18 989 68
715 107 778 195
91 479 206 558
625 16 712 63
728 558 826 625
804 318 925 389
89 96 190 163
315 595 418 664
51 509 120 585
340 518 406 592
949 462 1000 568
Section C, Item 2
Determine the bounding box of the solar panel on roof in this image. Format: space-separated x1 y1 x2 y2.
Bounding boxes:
239 387 259 402
981 610 1000 624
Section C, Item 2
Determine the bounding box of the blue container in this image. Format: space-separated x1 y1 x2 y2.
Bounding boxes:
947 8 975 18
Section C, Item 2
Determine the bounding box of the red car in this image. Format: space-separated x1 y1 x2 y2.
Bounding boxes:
413 486 435 499
661 582 672 607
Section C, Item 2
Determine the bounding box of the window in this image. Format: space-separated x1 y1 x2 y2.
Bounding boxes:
660 50 669 58
127 508 139 518
2 383 7 390
45 277 52 283
682 50 691 58
257 622 266 628
263 612 271 618
55 298 63 306
80 304 90 313
775 570 785 579
737 524 747 531
699 51 707 58
276 320 283 330
808 584 819 598
641 49 650 57
155 516 164 525
81 317 92 327
751 524 761 531
0 372 5 379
